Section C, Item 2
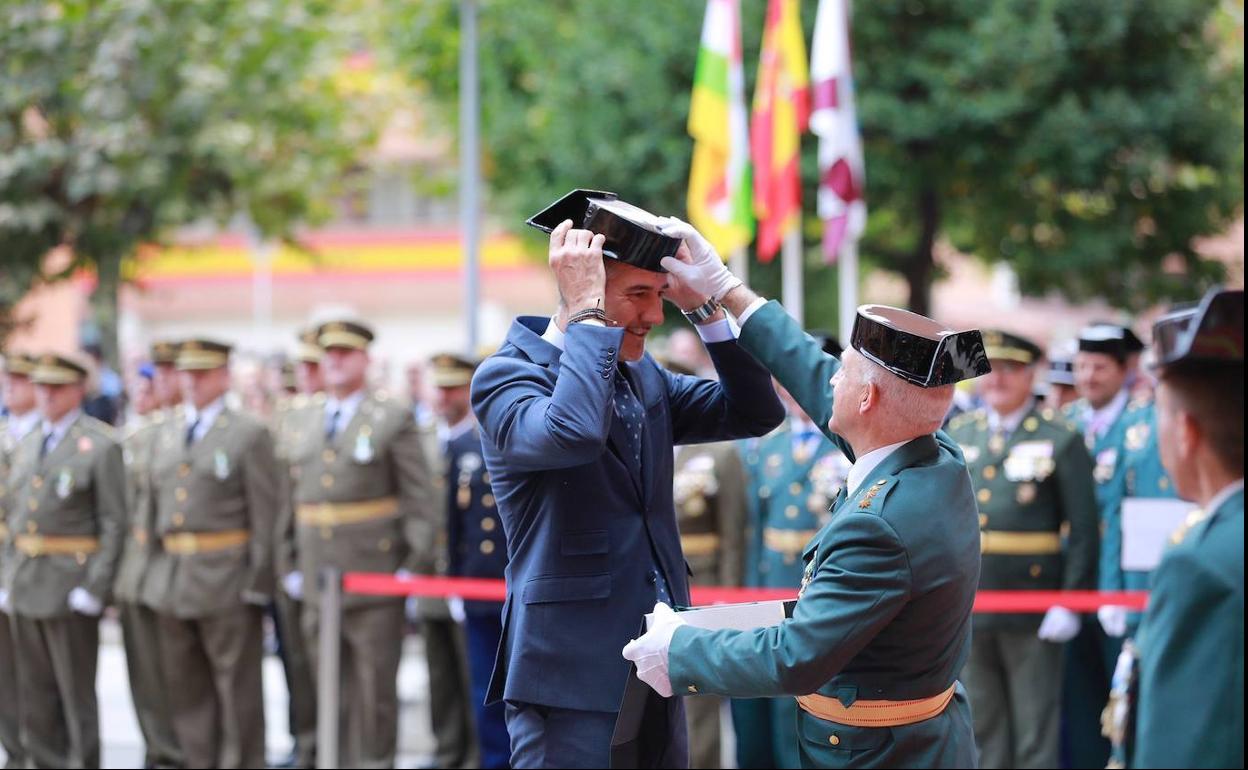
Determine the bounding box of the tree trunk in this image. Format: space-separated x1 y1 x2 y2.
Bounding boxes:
92 252 122 370
904 186 940 316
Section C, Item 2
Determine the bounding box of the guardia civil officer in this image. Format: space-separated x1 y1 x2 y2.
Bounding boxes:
625 219 988 768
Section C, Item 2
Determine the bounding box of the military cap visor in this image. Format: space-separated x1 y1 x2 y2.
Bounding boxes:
30 354 88 385
150 340 181 365
850 305 991 388
318 320 374 351
1151 288 1244 369
2 352 38 377
430 353 478 388
176 339 232 370
981 330 1043 366
526 189 680 273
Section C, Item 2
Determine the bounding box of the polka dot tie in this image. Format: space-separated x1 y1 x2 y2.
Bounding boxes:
614 370 644 469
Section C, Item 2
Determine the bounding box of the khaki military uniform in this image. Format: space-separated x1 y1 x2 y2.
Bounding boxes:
272 394 321 768
142 404 277 769
948 403 1100 769
1 413 39 769
5 413 125 768
674 441 747 769
113 412 183 768
288 390 438 769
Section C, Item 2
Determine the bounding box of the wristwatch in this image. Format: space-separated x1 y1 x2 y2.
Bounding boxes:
682 298 721 324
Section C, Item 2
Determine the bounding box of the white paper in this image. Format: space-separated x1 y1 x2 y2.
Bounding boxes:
1121 497 1197 571
645 599 792 632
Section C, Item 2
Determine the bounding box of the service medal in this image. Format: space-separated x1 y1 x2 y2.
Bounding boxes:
214 449 230 480
353 434 374 463
56 469 73 499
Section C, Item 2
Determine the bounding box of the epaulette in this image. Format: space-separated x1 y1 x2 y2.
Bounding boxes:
851 476 899 514
1169 507 1211 546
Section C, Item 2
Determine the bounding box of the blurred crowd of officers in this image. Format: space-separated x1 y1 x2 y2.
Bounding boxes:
0 306 1238 769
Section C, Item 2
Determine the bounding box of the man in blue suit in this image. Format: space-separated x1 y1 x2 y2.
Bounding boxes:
470 203 784 768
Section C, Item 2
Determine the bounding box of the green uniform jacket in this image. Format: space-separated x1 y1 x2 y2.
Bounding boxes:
667 301 980 768
287 391 438 610
5 413 125 616
1133 485 1243 768
948 404 1100 630
113 414 163 604
1116 401 1177 632
742 424 848 589
142 405 278 617
1065 396 1132 591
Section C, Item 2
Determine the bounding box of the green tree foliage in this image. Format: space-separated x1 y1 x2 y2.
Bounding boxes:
390 0 1242 321
0 0 378 349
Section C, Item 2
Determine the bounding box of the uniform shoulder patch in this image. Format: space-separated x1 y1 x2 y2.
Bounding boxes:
851 476 899 514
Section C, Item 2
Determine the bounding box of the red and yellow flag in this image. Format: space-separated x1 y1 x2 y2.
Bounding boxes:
750 0 809 263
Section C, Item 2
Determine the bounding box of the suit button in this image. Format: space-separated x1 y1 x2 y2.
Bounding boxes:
829 734 840 746
175 488 188 502
1030 563 1042 577
647 573 657 584
983 466 996 480
687 684 698 694
378 538 392 552
481 517 497 532
172 513 185 527
323 449 336 463
178 464 191 477
785 505 798 519
977 488 992 504
482 494 495 508
607 348 616 355
480 540 495 555
321 474 334 488
32 476 43 489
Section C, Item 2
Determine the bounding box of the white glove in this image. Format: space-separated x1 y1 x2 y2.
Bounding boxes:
282 571 304 601
0 589 10 613
448 596 466 624
621 602 687 698
1037 605 1080 642
1097 605 1129 638
67 587 104 617
657 218 743 302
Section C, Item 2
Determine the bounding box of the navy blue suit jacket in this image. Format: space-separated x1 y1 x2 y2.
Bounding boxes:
471 317 784 712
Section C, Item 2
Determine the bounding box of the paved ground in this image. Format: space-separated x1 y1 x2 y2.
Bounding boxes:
2 615 438 769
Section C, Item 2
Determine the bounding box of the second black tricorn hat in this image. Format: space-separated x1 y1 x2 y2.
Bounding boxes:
981 329 1043 366
1150 287 1244 370
850 305 991 387
526 189 680 273
1078 323 1132 360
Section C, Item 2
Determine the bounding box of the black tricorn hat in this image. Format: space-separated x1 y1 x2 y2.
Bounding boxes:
1150 287 1244 370
526 189 680 273
850 305 991 388
1078 323 1134 360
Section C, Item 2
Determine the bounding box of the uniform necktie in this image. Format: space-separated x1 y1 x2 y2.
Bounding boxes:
614 371 643 468
39 431 53 459
325 408 341 442
185 419 199 448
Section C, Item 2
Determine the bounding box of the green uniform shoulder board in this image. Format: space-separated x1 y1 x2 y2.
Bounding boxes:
852 476 899 514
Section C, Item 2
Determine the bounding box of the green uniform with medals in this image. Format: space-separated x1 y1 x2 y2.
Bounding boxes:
6 355 125 769
733 422 848 769
0 391 39 770
290 320 440 770
949 398 1099 769
114 410 183 768
674 440 749 768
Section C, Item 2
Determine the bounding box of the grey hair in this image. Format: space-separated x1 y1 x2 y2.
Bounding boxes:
853 350 955 434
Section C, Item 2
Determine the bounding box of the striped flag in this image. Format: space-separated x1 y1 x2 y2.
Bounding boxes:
750 0 809 263
687 0 753 258
810 0 866 263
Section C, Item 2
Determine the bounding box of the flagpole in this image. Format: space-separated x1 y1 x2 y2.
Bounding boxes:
730 247 749 287
838 239 858 338
781 226 803 325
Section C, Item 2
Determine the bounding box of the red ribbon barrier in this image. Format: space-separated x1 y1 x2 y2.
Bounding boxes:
342 572 1149 613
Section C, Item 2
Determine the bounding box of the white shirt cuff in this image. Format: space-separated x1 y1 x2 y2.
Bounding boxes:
694 318 736 344
735 297 768 328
